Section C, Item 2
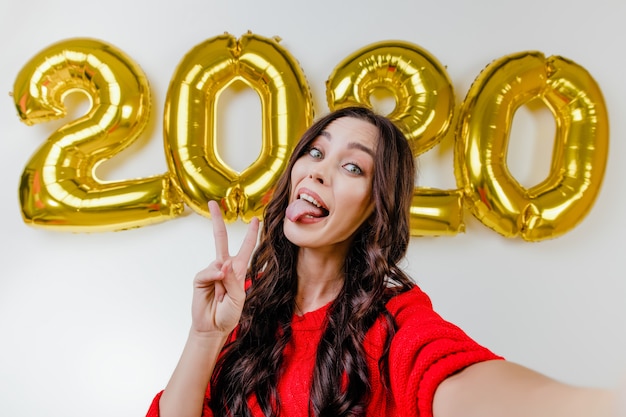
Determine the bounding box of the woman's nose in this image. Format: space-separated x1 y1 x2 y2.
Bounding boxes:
308 172 324 184
307 162 328 184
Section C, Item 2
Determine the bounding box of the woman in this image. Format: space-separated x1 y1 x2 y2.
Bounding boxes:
147 106 617 417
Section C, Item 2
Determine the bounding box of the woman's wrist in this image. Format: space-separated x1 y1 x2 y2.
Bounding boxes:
187 328 230 351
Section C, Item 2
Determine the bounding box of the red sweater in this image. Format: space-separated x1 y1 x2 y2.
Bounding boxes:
146 285 502 417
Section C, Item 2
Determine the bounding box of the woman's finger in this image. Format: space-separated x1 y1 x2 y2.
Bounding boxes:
220 260 245 303
193 262 224 287
236 217 260 265
208 200 230 261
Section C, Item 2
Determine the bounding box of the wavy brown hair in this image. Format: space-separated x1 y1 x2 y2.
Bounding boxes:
209 106 416 416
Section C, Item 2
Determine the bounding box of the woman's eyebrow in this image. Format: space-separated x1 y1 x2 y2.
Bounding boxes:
319 130 375 158
348 142 375 158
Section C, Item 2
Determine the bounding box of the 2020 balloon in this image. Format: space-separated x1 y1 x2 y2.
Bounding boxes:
12 34 608 241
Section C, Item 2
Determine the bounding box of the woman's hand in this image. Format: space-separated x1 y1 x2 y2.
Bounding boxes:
158 202 259 417
190 200 260 336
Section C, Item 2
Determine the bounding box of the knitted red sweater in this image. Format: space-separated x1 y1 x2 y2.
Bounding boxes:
146 285 502 417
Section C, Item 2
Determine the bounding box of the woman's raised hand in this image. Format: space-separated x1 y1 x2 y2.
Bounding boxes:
158 201 259 417
190 200 260 336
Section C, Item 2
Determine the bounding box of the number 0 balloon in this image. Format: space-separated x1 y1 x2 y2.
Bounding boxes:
455 51 609 241
164 32 314 222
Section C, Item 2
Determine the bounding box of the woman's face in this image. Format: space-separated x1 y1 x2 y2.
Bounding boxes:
283 116 377 253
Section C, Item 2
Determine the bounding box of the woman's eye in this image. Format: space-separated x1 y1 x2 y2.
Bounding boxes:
344 163 363 175
308 147 323 159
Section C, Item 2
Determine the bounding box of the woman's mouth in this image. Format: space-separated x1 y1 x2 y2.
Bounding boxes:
285 191 329 222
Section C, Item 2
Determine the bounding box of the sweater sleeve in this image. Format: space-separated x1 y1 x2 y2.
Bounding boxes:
386 286 503 417
145 391 163 417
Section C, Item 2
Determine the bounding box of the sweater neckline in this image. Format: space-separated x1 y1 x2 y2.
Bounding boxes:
291 301 331 331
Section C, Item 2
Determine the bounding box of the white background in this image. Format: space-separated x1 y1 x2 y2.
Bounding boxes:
1 1 625 416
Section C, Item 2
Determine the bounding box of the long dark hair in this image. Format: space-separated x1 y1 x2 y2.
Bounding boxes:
210 106 416 416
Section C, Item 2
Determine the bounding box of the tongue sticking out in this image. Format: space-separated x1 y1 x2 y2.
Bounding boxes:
286 199 325 222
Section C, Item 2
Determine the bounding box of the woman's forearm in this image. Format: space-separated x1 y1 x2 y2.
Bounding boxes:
159 330 229 417
433 360 617 417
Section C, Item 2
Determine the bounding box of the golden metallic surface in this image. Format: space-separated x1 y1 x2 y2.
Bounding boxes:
455 51 608 241
327 40 463 236
326 40 454 155
164 32 314 223
13 38 184 232
410 188 465 236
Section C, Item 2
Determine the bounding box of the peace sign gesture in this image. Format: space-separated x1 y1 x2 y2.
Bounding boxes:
190 200 260 336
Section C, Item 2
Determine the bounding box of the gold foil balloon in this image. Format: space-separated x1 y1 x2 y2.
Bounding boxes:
13 38 184 232
455 51 608 241
326 40 463 236
164 32 314 223
410 188 465 236
326 40 455 154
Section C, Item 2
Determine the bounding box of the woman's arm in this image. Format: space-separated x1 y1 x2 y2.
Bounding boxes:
159 329 229 417
158 201 259 417
433 360 617 417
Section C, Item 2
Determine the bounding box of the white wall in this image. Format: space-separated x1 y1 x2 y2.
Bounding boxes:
1 1 625 416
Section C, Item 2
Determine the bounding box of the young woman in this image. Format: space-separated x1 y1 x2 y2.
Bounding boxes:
147 106 617 417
